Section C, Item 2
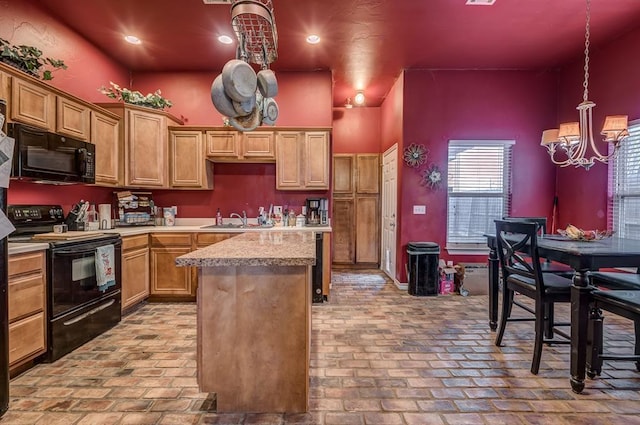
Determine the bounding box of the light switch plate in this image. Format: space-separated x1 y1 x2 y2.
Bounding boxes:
413 205 426 214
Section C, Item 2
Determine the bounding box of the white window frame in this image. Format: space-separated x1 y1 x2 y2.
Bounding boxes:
446 140 514 254
609 118 640 241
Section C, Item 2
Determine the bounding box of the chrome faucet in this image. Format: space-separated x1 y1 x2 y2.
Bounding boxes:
229 210 247 227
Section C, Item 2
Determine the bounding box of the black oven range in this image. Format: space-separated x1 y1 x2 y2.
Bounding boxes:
8 205 122 362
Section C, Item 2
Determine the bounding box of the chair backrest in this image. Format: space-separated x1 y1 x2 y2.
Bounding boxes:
495 219 545 297
502 216 548 235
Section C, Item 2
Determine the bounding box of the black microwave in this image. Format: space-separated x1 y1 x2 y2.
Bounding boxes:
8 123 95 184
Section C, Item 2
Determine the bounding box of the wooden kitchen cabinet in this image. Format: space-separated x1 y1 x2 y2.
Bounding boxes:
0 69 11 106
170 129 213 189
276 130 330 190
10 76 55 131
332 153 380 266
121 234 150 311
97 103 181 188
56 95 90 140
91 110 120 186
8 250 46 373
205 129 275 162
150 233 195 300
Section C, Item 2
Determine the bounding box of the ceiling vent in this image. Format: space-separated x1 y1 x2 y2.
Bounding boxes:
465 0 496 5
202 0 232 4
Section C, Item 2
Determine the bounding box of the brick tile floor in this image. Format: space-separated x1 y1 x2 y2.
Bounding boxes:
1 269 639 424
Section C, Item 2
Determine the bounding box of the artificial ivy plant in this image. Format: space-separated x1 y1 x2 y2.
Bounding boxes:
0 38 67 80
99 81 173 110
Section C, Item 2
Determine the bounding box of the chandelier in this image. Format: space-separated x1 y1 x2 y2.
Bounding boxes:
540 0 629 170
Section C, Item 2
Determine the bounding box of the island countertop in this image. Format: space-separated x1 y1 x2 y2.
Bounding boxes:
175 231 317 267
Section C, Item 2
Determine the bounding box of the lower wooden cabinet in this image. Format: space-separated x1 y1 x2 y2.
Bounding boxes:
150 233 196 300
8 251 46 372
121 234 150 311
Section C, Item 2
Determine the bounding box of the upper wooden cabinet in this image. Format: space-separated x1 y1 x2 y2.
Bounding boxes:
56 96 90 140
170 129 213 189
333 155 355 194
98 103 181 188
91 111 120 186
205 129 275 162
276 130 330 190
0 70 11 106
10 77 55 131
333 153 379 195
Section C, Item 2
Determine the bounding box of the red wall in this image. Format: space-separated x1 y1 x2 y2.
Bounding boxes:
0 1 129 100
332 107 381 153
132 71 333 127
392 69 559 282
555 27 640 231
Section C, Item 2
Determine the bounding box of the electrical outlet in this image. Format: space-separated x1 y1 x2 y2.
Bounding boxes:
413 205 426 215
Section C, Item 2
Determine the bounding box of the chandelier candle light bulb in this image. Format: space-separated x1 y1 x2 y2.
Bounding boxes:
540 0 629 170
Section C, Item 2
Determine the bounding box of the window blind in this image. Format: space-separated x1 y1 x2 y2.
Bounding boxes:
446 140 514 249
609 119 640 240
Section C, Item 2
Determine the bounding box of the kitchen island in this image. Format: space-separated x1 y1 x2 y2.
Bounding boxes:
175 231 316 413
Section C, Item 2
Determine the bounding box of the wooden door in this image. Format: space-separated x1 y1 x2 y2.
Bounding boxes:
170 130 211 188
355 195 380 264
304 131 330 189
11 77 55 130
126 109 167 187
206 130 239 158
242 131 275 160
356 154 380 194
333 154 355 194
91 111 120 186
276 131 303 189
122 247 150 310
332 198 355 264
56 95 90 140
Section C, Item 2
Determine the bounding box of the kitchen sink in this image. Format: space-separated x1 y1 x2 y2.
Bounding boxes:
200 223 245 229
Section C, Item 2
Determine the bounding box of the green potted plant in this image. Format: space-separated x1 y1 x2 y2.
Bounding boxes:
0 38 67 80
98 81 173 110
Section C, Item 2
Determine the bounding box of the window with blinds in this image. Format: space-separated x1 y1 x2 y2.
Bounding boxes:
446 140 514 251
609 119 640 240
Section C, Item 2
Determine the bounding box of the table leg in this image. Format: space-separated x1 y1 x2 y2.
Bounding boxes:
488 245 499 331
570 270 591 394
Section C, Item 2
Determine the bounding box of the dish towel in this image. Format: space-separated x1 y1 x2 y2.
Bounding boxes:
96 244 116 293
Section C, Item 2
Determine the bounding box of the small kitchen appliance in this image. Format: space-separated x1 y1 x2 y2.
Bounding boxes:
305 198 328 226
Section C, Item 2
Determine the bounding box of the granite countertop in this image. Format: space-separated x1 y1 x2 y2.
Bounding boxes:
175 231 317 267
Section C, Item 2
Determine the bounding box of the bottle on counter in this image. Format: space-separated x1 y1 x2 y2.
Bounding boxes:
216 208 223 225
288 210 296 227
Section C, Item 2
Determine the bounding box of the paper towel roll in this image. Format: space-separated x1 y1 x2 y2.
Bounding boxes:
98 204 112 229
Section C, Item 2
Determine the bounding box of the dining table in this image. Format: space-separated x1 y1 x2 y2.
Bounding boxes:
484 232 640 393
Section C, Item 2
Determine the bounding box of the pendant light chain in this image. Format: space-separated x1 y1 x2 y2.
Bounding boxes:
583 0 591 103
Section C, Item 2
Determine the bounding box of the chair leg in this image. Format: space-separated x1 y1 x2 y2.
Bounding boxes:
587 307 603 378
531 299 546 375
544 302 555 339
635 319 640 373
495 287 513 347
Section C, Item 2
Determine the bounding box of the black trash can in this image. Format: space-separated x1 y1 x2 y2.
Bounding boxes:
407 242 440 296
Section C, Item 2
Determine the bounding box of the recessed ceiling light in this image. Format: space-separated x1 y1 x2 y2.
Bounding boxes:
354 92 365 105
465 0 496 5
218 35 233 44
124 35 141 45
306 35 321 44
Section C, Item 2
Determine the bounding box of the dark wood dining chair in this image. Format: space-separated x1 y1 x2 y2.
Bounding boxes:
502 216 573 274
586 289 640 378
494 220 573 374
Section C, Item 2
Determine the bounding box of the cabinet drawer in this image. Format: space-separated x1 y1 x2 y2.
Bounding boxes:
196 232 236 247
123 234 149 251
9 251 45 278
9 312 46 366
8 274 45 322
151 233 192 247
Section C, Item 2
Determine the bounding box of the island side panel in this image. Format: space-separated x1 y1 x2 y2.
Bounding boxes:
197 264 311 413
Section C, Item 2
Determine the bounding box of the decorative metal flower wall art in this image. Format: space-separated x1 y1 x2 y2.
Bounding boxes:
403 143 428 168
422 163 443 189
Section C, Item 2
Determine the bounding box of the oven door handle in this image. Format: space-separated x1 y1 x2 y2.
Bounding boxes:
52 240 121 256
62 298 115 326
